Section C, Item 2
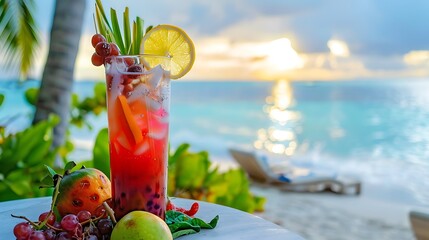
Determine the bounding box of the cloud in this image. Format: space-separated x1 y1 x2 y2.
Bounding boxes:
180 0 429 57
404 51 429 66
3 0 429 81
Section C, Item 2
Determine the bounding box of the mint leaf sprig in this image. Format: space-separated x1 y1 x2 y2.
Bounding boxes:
166 210 219 239
94 0 151 55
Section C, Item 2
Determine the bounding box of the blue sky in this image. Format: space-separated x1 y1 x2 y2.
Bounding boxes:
6 0 429 81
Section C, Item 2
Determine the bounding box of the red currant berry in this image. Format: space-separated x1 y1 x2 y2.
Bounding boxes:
91 34 106 48
91 53 104 66
95 42 111 57
167 201 175 211
110 43 120 56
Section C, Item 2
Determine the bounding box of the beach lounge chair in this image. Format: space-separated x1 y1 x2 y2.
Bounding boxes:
229 148 361 195
410 211 429 240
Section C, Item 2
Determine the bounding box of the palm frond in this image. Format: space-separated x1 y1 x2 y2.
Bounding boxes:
0 0 39 80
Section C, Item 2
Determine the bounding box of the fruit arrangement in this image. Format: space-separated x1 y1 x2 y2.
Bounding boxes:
12 164 116 239
11 163 218 239
13 210 114 239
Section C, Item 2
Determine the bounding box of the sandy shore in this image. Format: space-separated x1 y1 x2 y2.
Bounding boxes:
250 183 426 240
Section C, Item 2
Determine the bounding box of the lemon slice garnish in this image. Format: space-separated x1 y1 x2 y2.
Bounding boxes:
141 24 195 79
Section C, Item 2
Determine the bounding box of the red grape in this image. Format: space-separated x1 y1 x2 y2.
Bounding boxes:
28 230 46 240
13 222 33 239
110 43 120 56
60 214 79 232
94 205 107 218
127 65 143 79
77 210 92 222
52 221 62 229
97 218 113 235
91 53 104 66
68 223 83 238
91 34 106 48
43 229 56 240
39 211 55 226
84 225 101 238
124 57 135 67
55 232 71 240
127 65 143 73
95 42 111 57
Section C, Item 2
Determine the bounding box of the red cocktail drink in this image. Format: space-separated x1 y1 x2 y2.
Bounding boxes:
104 55 170 219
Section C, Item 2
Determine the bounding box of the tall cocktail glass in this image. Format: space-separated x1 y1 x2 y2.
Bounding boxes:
104 55 171 220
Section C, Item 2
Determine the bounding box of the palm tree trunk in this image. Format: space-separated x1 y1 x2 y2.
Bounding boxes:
33 0 86 151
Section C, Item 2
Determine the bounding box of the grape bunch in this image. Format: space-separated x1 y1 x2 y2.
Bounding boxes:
91 34 120 66
90 33 145 97
13 209 113 240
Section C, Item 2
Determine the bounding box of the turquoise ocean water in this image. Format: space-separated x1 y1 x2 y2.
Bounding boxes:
1 79 428 208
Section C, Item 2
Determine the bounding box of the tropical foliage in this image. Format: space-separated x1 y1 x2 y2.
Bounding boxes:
168 143 265 213
0 113 58 201
0 0 39 80
25 82 107 129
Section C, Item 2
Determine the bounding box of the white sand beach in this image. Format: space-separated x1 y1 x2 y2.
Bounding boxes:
250 183 425 240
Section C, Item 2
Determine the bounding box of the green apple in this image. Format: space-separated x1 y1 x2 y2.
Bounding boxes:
111 211 173 240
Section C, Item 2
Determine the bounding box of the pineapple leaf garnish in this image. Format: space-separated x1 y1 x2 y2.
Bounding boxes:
94 0 149 55
133 17 145 55
94 0 112 40
110 8 125 53
123 7 131 52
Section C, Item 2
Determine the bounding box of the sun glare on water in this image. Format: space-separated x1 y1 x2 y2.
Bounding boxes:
254 79 300 155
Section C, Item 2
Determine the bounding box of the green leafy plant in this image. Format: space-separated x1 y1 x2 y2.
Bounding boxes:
0 85 108 202
0 114 59 201
166 210 218 239
25 83 107 129
168 143 265 213
70 82 107 128
63 128 110 174
91 128 110 175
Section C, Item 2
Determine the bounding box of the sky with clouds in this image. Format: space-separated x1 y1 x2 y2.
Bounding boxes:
4 0 429 81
